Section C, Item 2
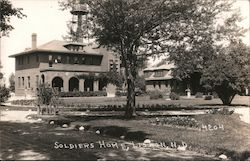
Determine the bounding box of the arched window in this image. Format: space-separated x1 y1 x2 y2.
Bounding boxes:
84 78 94 91
52 77 63 92
69 77 79 91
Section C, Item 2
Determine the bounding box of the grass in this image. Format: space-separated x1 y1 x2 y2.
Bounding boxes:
60 96 222 106
0 114 250 160
1 95 249 160
1 116 224 160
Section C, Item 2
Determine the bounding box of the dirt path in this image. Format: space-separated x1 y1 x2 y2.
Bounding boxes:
0 110 37 123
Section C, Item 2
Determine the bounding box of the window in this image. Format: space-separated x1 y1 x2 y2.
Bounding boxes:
144 71 152 78
67 56 70 64
36 54 39 62
57 56 62 63
158 81 161 89
69 56 74 64
21 56 24 65
36 75 39 87
18 77 20 87
109 59 114 70
41 74 45 84
28 76 30 88
22 77 25 87
54 55 62 64
92 56 102 65
49 55 53 67
18 57 21 65
74 57 78 64
154 71 164 77
165 81 169 87
81 56 86 64
27 56 30 64
49 55 52 61
85 56 93 65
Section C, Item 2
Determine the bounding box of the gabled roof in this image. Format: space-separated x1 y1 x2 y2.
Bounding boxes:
9 40 105 57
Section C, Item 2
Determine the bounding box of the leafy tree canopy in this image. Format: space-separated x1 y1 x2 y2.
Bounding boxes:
0 0 26 37
201 41 250 105
166 0 246 81
60 0 246 117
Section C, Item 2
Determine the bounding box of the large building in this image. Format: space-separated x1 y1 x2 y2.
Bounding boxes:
9 34 120 97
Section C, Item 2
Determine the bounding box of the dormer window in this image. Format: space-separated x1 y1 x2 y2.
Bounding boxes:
64 43 85 52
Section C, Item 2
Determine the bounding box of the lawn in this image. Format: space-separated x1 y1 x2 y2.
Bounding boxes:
1 95 250 160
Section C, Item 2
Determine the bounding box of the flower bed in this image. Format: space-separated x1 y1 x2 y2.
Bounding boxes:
149 116 200 129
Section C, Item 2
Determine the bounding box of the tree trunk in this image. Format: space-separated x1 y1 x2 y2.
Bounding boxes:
125 76 137 118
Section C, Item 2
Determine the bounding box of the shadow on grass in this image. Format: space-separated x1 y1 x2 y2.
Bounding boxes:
64 115 136 122
0 121 98 160
0 121 222 161
92 125 150 142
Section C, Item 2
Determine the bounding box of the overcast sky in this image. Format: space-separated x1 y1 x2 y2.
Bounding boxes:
0 0 250 86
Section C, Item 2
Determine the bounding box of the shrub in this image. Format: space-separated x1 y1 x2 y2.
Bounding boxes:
0 86 10 102
149 91 163 100
59 91 107 97
11 99 36 106
212 92 219 98
169 92 180 100
195 92 203 98
38 84 53 105
204 95 213 100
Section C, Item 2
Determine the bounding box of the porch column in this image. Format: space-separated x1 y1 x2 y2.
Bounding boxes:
63 78 69 92
94 80 99 91
79 79 85 92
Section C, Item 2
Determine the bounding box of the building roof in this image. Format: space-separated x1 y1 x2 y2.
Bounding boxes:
144 60 174 81
145 75 173 81
143 63 175 71
9 40 105 57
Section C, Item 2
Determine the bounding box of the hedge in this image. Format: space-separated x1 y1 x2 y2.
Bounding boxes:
59 91 107 97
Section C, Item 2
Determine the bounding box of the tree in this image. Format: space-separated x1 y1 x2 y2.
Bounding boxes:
9 73 15 92
0 0 26 37
166 0 246 93
201 41 250 105
0 86 10 102
60 0 244 118
87 0 214 118
0 72 3 79
37 83 59 115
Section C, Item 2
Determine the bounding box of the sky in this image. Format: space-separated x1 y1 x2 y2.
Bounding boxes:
0 0 250 86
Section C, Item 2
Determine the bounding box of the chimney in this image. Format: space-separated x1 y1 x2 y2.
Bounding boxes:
32 33 37 49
